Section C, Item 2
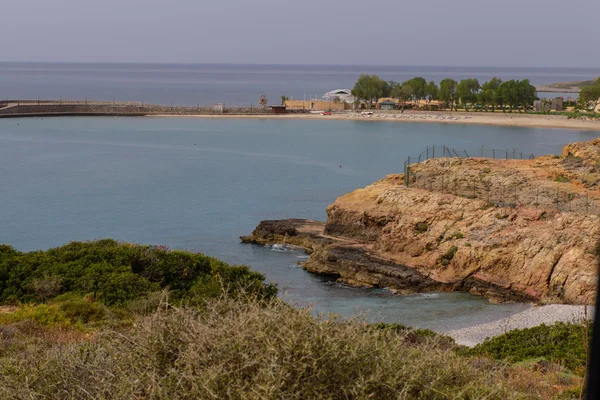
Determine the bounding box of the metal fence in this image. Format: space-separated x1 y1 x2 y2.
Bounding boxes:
403 145 535 176
402 145 600 215
407 171 600 214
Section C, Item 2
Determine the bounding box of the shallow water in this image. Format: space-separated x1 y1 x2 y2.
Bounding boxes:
1 117 597 330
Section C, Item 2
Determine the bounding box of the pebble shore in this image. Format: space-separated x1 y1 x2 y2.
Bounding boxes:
444 304 594 347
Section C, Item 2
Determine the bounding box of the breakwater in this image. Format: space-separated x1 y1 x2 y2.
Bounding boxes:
0 100 295 118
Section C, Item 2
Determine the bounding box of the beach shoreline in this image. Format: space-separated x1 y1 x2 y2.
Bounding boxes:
150 112 600 131
445 304 593 346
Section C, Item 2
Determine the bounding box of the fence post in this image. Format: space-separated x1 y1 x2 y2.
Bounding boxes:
464 149 469 157
418 154 422 163
433 146 435 158
586 191 589 214
505 149 508 160
520 152 523 159
480 146 484 157
426 146 429 160
453 149 460 158
513 149 516 159
493 149 495 159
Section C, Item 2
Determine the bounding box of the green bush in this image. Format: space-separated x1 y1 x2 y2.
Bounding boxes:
0 239 277 306
414 222 429 234
461 321 591 373
0 297 569 399
440 246 458 266
58 299 107 324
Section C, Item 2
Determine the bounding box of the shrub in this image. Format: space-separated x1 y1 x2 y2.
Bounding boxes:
414 222 429 234
0 304 71 328
554 175 570 183
0 297 573 399
0 240 277 306
461 321 591 373
58 299 107 324
440 246 458 266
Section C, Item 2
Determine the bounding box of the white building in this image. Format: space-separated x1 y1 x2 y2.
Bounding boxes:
323 89 355 104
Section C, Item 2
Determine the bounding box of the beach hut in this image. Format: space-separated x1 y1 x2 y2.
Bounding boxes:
379 100 397 111
270 105 287 114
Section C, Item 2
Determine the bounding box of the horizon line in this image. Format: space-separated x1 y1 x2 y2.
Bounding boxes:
0 60 599 70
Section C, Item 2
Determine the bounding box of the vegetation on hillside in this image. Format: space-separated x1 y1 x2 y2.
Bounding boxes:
0 239 276 306
0 240 589 398
462 321 592 374
0 296 586 399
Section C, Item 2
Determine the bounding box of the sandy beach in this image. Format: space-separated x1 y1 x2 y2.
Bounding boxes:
445 304 593 347
152 111 600 131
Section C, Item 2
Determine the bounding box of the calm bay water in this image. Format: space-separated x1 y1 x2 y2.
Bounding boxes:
0 63 598 106
1 116 599 330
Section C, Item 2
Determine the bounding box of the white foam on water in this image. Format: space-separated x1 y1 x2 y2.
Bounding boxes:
417 293 441 299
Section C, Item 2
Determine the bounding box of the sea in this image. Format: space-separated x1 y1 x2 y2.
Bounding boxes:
1 63 597 106
1 63 599 331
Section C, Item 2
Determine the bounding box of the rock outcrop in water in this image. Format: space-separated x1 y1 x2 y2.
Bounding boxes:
242 139 600 305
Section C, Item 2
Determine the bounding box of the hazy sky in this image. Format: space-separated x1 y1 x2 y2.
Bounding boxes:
1 0 599 67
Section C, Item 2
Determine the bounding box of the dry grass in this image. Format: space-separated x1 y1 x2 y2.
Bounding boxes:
0 296 582 399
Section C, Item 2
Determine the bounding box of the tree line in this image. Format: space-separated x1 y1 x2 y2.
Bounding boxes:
578 78 600 112
351 74 538 112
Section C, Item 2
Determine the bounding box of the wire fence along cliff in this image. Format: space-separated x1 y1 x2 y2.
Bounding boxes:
402 145 600 215
403 145 535 175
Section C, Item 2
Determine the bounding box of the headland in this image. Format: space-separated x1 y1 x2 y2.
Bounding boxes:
242 139 600 306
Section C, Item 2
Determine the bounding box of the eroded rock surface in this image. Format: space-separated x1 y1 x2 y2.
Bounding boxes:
242 140 600 305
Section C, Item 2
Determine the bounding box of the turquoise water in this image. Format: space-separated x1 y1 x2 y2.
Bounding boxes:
1 117 598 330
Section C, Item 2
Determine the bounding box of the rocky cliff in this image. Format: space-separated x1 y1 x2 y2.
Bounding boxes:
243 139 600 305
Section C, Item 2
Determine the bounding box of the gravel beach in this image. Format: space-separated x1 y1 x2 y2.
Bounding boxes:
444 304 594 347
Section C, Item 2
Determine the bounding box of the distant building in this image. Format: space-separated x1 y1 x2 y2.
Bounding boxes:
270 105 287 114
551 98 563 111
323 89 355 104
534 98 563 112
284 99 351 111
379 100 397 110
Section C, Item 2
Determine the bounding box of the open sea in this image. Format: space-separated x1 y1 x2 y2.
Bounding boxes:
1 63 600 331
1 63 598 106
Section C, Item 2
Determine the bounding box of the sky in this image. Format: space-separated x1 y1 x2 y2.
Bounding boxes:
1 0 599 67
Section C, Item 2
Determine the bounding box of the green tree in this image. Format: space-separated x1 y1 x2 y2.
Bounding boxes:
424 81 439 102
498 80 537 112
351 74 388 108
280 96 288 105
438 78 458 111
391 83 413 110
579 78 600 113
479 77 502 111
499 80 519 112
517 79 537 112
457 79 480 111
404 77 427 101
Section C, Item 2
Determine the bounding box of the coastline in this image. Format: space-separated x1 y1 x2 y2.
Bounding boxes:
445 304 593 346
150 112 600 132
